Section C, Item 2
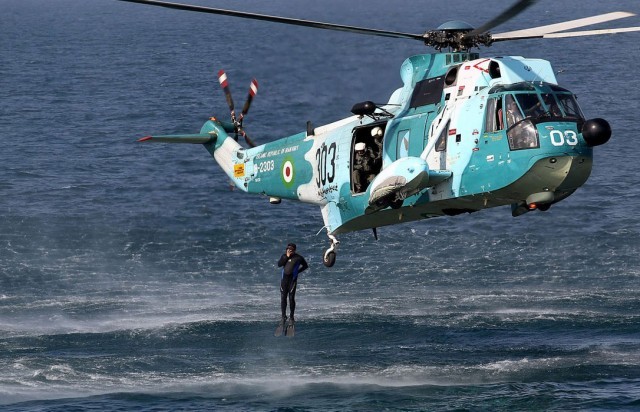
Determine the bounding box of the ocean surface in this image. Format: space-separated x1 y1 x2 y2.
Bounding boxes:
2 0 640 410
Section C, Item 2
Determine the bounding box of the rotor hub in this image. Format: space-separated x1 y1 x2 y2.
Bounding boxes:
423 22 493 51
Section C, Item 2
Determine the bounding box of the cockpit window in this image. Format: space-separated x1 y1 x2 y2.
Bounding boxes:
484 90 582 134
541 93 563 117
515 94 546 118
435 120 449 152
484 97 499 132
504 94 524 128
488 84 584 125
556 94 584 120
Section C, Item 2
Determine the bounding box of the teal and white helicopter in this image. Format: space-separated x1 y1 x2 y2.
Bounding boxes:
119 0 639 267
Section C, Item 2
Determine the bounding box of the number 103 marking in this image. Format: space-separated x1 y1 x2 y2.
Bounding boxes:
315 142 336 187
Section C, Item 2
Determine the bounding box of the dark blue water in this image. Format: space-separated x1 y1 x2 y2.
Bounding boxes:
2 0 640 410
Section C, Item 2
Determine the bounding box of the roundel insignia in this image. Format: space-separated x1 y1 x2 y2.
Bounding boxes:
282 159 294 186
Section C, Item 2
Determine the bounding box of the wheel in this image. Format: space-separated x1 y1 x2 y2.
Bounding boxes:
323 251 336 267
375 194 402 209
390 198 403 209
374 198 388 208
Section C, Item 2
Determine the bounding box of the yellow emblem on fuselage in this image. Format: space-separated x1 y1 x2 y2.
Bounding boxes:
234 163 245 178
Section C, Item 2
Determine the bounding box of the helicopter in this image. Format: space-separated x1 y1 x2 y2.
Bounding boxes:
117 0 640 267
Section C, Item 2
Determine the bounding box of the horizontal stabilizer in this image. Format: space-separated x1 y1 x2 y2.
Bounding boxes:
137 132 217 144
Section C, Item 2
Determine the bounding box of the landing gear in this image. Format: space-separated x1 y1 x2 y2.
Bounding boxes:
371 194 403 212
390 197 404 209
323 251 336 267
323 233 340 268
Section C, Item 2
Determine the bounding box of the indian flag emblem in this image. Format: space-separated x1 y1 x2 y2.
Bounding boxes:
282 160 294 184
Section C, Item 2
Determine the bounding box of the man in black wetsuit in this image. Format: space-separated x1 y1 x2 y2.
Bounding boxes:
277 243 308 323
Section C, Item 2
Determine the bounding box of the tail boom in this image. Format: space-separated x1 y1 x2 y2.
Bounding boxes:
138 133 216 144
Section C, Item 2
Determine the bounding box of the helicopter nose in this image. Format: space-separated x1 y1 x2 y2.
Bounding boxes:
582 118 611 147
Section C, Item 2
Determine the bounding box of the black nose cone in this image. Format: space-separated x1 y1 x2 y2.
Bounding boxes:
582 118 611 147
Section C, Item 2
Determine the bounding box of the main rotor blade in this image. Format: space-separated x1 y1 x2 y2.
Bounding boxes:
465 0 538 37
493 11 635 40
116 0 425 41
539 26 640 39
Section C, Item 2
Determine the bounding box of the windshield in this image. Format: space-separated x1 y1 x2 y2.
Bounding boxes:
541 93 563 117
556 93 584 119
515 94 546 118
484 90 585 136
507 92 585 123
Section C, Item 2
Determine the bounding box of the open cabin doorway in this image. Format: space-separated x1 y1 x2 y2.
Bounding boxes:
350 122 386 194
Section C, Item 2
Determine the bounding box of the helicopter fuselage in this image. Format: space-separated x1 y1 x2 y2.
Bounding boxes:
124 0 630 266
200 52 607 235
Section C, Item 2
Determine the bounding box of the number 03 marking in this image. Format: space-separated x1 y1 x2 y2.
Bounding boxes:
550 130 578 146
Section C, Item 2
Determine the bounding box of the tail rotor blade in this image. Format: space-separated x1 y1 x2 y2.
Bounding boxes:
240 78 259 119
238 79 259 147
217 69 236 123
239 129 257 148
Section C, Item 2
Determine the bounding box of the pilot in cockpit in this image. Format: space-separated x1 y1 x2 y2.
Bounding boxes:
542 94 562 117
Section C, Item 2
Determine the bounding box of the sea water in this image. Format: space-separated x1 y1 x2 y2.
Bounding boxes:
1 0 640 410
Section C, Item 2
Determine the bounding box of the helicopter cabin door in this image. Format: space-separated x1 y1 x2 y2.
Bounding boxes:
350 123 386 194
426 118 449 171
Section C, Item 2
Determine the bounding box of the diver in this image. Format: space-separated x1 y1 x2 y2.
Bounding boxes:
277 242 308 323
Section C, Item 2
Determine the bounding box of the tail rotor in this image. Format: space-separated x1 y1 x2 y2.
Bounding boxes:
216 70 259 148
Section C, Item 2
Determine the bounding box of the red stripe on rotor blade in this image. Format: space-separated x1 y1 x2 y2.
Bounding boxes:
218 70 228 86
250 79 258 96
138 136 153 142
